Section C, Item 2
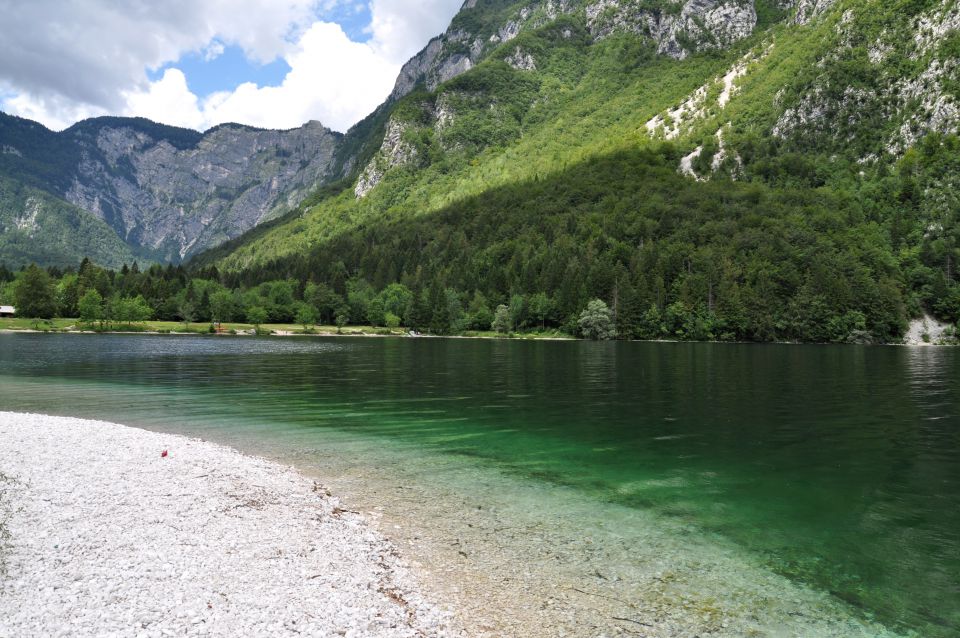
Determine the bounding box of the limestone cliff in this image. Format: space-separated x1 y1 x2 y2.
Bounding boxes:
62 119 341 261
0 113 341 262
389 0 766 104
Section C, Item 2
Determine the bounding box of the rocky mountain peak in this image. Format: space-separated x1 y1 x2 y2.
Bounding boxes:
0 111 343 263
389 0 775 104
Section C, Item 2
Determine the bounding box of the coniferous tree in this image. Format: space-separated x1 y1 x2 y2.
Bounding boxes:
429 282 450 334
617 282 644 340
407 288 430 331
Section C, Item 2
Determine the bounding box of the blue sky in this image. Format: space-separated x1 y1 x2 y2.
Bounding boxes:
148 46 294 98
0 0 463 132
148 2 375 98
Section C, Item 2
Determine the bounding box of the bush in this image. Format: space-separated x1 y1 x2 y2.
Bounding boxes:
492 304 511 334
578 299 616 340
384 312 401 328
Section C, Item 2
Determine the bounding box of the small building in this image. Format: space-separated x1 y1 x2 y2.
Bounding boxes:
0 305 16 318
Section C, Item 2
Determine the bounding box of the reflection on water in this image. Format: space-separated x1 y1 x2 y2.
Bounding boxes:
1 334 958 636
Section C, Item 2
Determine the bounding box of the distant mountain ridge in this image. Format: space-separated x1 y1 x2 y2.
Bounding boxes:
0 112 342 265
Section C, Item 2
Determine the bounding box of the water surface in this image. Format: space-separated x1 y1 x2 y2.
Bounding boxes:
1 334 957 635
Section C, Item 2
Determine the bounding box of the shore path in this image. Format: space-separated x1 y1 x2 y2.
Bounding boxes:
0 412 458 637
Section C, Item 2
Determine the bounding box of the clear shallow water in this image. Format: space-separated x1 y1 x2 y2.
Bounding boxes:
0 334 958 636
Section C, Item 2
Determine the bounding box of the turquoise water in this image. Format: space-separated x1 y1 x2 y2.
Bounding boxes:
0 333 958 635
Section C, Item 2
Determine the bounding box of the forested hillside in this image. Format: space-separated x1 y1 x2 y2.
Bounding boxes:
0 176 138 269
189 0 960 342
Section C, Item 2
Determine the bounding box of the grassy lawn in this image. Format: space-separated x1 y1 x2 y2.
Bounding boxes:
0 317 576 340
0 317 398 336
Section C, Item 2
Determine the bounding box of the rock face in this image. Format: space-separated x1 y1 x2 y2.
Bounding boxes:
390 39 449 101
389 0 762 104
793 0 838 25
505 46 538 70
0 113 341 262
773 0 960 156
586 0 757 60
903 313 958 344
62 119 341 261
355 119 419 198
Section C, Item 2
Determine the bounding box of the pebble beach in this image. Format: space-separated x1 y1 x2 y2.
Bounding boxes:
0 412 458 638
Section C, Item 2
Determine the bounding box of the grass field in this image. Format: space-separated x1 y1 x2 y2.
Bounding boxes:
0 317 396 335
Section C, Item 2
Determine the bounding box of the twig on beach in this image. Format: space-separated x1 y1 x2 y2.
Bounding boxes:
613 616 652 627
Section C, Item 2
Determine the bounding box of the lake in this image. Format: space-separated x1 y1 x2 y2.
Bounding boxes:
1 333 957 636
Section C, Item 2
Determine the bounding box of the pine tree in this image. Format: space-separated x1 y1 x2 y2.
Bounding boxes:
407 288 430 331
617 281 644 340
429 282 450 334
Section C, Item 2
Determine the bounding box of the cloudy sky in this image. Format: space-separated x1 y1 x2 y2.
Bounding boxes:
0 0 463 133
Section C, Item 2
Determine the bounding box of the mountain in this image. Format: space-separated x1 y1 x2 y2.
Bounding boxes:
189 0 960 342
0 175 139 269
3 0 959 343
0 112 343 265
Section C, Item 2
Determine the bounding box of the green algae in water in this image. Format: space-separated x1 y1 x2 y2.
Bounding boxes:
1 333 958 635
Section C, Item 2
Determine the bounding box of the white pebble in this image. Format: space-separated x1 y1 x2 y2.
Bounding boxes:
0 412 461 637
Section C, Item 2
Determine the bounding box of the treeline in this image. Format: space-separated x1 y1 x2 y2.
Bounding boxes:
0 258 597 336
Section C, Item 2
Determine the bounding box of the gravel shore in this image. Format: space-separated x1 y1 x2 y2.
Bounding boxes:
0 412 458 638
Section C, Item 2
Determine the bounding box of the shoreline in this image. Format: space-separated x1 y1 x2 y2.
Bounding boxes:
1 325 956 346
0 412 458 637
0 324 574 342
0 410 908 637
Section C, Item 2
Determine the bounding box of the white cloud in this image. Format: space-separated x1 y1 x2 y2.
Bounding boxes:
0 0 321 111
123 70 205 130
202 41 226 62
1 89 106 131
0 0 464 133
367 0 466 63
196 21 402 131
